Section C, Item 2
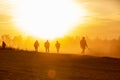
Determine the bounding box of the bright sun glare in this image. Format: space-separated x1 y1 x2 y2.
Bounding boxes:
12 0 87 39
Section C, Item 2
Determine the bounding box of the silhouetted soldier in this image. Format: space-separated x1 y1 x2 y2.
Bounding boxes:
44 40 50 53
34 40 39 52
80 37 87 54
2 41 6 49
55 41 60 53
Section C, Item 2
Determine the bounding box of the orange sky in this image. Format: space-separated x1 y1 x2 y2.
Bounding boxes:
0 0 120 39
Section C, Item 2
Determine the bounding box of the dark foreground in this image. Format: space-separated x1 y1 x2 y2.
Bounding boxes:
0 50 120 80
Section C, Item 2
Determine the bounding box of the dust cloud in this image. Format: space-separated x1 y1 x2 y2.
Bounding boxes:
0 34 120 58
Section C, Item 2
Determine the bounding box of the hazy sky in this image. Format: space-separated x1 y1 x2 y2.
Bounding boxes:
72 0 120 38
0 0 20 36
78 0 120 19
0 0 120 38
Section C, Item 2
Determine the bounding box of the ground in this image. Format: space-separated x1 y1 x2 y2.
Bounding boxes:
0 50 120 80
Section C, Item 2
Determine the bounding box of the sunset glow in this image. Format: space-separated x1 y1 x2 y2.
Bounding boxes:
12 0 87 39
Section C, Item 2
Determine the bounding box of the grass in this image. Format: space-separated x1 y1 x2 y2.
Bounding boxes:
0 49 120 80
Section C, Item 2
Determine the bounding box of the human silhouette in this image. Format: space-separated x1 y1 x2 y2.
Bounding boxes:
55 41 60 53
2 41 6 49
34 40 39 52
80 37 87 54
44 40 50 53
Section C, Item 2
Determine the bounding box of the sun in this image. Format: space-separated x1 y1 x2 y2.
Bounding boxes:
12 0 87 39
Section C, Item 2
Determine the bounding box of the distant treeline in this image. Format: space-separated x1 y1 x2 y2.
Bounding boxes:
0 34 120 57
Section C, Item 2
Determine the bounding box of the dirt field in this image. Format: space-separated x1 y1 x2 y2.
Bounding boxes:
0 50 120 80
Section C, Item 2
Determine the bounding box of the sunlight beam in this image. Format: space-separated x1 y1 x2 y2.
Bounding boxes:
12 0 87 39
